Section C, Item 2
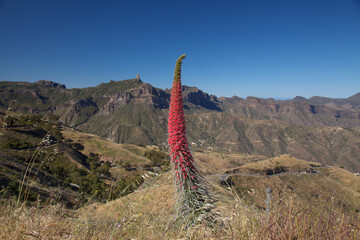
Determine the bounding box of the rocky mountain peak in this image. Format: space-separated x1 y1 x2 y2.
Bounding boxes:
348 92 360 101
293 96 308 102
181 86 220 110
246 96 262 103
36 80 66 89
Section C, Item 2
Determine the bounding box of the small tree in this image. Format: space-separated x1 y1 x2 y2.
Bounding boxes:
168 54 217 227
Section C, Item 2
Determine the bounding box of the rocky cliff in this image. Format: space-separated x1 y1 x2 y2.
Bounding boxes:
1 79 360 172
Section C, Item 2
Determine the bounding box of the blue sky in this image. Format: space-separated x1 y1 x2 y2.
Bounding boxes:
0 0 359 99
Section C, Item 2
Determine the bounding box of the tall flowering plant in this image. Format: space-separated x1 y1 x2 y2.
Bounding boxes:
168 54 216 226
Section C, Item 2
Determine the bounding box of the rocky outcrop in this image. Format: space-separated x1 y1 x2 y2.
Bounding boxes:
4 79 359 128
309 92 360 110
61 98 98 126
36 80 66 89
2 79 360 172
182 86 220 110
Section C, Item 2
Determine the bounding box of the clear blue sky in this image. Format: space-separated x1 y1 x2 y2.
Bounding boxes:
1 0 359 99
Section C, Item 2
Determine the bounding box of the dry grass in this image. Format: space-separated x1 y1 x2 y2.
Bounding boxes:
61 129 150 165
1 168 360 239
2 125 360 239
193 150 267 174
230 173 360 212
1 192 359 239
228 154 323 174
318 166 360 192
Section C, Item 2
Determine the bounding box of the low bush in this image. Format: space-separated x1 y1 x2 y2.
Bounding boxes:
144 149 169 167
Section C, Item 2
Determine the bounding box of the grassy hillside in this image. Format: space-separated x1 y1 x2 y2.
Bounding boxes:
77 100 168 144
62 129 151 166
1 154 359 239
77 154 360 238
1 112 359 238
0 113 169 208
228 155 360 212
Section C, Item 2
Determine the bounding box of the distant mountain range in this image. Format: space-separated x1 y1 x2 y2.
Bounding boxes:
1 79 360 172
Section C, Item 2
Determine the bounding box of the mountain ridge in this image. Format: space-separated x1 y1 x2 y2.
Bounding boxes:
1 79 360 172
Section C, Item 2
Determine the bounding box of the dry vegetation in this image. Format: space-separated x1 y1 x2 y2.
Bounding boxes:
193 150 267 174
62 129 151 166
2 119 360 239
1 161 360 239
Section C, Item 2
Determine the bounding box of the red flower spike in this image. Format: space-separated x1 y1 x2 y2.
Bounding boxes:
168 54 217 227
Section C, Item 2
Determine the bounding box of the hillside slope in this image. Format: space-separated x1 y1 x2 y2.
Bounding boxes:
0 117 168 207
186 112 360 172
1 79 360 172
83 154 360 227
228 155 360 212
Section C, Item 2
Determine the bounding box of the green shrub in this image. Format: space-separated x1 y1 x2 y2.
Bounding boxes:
78 174 106 197
90 162 100 172
87 153 100 164
111 174 144 199
3 140 32 149
144 149 169 167
0 177 19 198
96 162 111 176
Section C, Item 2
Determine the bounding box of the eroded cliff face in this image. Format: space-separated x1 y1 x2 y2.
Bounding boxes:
185 111 360 172
2 79 360 172
37 80 66 89
180 86 220 111
3 79 359 128
61 98 98 126
98 83 170 116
